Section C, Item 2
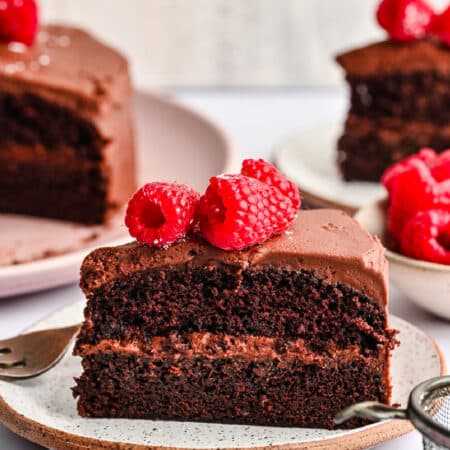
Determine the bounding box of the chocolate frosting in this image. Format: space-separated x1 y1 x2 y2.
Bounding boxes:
75 333 384 367
336 39 450 78
0 25 131 112
82 209 388 307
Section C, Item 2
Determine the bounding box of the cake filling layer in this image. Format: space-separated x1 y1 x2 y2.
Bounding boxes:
76 266 392 355
75 332 389 365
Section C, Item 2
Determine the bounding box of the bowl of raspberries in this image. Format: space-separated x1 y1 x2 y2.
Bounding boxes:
356 148 450 319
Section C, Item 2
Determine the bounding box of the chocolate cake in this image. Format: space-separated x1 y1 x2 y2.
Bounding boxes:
0 25 135 223
336 40 450 182
73 209 396 429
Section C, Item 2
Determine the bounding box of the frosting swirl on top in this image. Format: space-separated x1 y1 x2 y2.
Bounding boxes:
81 209 388 307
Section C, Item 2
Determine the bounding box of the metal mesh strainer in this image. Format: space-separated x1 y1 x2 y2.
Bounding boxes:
335 376 450 450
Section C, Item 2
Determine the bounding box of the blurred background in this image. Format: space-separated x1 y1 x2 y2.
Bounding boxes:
40 0 448 90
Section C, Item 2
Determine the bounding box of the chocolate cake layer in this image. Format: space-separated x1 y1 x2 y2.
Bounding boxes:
338 114 450 181
73 339 387 428
74 210 395 428
0 25 135 223
0 91 106 158
75 266 390 355
347 72 450 124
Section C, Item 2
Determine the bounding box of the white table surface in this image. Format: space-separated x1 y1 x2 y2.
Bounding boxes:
0 89 447 450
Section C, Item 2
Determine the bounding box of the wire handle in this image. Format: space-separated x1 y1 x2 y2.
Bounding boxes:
335 377 450 450
334 401 408 425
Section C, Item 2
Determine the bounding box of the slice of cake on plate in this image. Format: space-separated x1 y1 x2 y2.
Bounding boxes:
0 0 135 223
336 0 450 182
73 159 397 429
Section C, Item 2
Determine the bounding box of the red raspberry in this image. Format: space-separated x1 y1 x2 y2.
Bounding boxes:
125 182 200 247
430 149 450 182
388 160 450 239
387 161 434 239
0 0 38 46
430 6 450 46
197 174 296 250
376 0 434 41
382 148 435 195
241 158 301 210
400 209 450 264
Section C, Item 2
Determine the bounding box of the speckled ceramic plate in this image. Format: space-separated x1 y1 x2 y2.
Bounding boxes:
274 122 385 215
0 90 237 298
0 301 445 450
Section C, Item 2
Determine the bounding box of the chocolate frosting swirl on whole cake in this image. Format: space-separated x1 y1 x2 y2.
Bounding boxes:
0 25 130 112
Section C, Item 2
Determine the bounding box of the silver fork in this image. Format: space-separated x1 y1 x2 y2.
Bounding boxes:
0 324 81 379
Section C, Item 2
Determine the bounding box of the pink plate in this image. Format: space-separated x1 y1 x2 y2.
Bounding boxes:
0 90 236 298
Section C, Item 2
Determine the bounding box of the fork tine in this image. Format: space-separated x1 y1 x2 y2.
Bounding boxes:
0 355 25 367
0 337 16 351
0 340 25 366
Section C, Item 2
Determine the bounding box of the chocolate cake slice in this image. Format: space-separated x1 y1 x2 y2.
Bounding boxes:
336 40 450 182
0 25 135 223
73 209 396 429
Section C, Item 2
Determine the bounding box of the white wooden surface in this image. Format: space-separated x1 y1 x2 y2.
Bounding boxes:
33 0 400 88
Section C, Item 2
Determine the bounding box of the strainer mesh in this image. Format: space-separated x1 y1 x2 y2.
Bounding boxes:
421 386 450 450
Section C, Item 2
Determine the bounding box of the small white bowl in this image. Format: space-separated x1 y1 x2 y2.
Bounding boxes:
355 199 450 319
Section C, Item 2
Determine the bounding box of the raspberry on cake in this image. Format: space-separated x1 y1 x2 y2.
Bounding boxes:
125 182 200 247
0 0 38 46
73 160 396 429
336 0 450 182
197 174 297 250
376 0 434 41
241 158 301 210
0 4 135 224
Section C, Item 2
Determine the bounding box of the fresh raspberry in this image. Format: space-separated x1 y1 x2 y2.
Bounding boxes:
430 149 450 182
387 161 434 239
400 209 450 264
125 182 200 247
241 158 301 210
376 0 434 41
197 174 296 250
387 158 450 239
382 148 436 195
430 6 450 46
0 0 38 46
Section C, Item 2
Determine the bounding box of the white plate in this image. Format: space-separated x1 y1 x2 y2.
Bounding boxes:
0 91 236 298
0 302 445 450
274 122 385 213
